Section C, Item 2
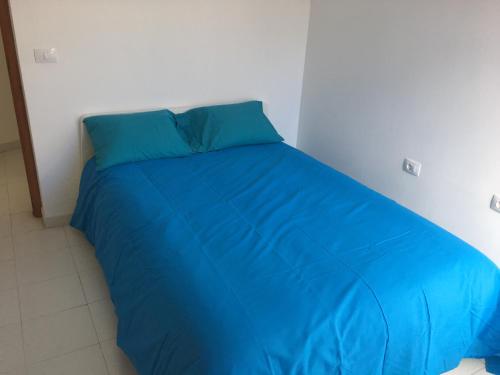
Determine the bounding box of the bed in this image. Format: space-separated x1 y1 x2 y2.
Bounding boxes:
72 109 500 375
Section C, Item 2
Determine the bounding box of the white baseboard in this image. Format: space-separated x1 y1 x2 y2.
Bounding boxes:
43 214 71 228
0 140 21 153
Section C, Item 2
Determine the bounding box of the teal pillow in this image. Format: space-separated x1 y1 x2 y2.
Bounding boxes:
176 101 283 152
84 109 191 170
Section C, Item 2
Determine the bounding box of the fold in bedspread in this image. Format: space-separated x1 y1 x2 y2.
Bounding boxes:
72 143 500 375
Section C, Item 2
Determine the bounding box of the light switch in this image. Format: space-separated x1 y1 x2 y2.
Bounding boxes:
34 48 58 63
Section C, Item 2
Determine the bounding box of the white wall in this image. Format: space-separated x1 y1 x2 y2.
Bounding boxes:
9 0 310 218
299 0 500 264
0 34 19 145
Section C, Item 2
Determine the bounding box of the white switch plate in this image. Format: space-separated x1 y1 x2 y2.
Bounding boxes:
403 158 422 177
34 48 58 63
491 195 500 213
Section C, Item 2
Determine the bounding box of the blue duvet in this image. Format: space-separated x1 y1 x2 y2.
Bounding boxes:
72 143 500 375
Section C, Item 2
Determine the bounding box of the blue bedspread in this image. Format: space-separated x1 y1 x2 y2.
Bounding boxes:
72 143 500 375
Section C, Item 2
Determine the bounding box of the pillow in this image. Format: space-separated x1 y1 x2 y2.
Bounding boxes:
175 101 283 152
84 109 191 170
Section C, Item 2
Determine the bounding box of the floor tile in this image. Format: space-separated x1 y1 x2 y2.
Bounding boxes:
462 359 485 372
0 236 14 261
64 226 89 247
89 299 117 342
10 213 43 236
26 345 108 375
13 227 68 258
4 150 26 184
15 248 76 285
70 244 100 275
101 339 138 375
0 260 17 291
0 288 20 327
22 305 98 364
19 274 86 320
0 214 10 237
443 359 485 374
7 181 31 214
0 185 9 215
80 269 110 304
0 323 25 373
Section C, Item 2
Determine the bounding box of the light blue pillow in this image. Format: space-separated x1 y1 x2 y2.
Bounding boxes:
176 101 283 152
84 109 192 170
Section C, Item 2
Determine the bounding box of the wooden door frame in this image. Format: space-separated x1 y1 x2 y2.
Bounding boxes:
0 0 42 217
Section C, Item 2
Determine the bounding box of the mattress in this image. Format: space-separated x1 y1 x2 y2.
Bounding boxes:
71 142 500 374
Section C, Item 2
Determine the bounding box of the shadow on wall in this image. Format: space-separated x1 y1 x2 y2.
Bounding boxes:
298 0 500 265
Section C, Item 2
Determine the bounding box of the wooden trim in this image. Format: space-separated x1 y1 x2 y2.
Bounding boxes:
0 0 42 217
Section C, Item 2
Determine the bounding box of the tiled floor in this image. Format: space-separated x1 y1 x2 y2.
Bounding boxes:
0 148 490 375
0 149 137 375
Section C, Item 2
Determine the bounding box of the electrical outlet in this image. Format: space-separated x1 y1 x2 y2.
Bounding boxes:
403 158 422 177
491 195 500 213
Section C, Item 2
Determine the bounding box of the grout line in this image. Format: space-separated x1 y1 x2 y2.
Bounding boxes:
9 216 45 237
64 226 112 375
64 227 107 343
64 228 92 307
78 268 110 303
6 150 32 372
19 296 88 323
11 207 29 374
78 273 92 304
98 339 113 375
16 267 77 287
0 288 20 330
85 297 112 373
26 342 104 367
22 305 105 368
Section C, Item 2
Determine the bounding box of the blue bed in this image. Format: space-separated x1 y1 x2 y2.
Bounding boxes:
72 142 500 374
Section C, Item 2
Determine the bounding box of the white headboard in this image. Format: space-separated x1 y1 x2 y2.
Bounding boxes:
79 106 190 167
